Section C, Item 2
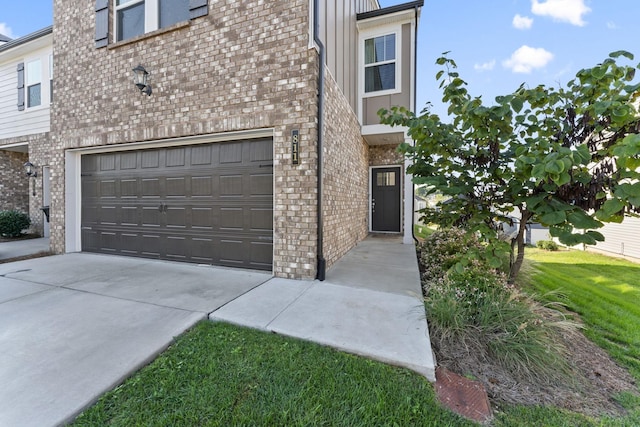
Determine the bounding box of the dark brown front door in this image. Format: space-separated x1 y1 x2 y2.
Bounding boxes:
80 139 273 270
371 166 401 232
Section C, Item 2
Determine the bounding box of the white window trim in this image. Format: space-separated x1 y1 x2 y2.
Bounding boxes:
24 53 51 110
359 24 402 99
114 0 166 42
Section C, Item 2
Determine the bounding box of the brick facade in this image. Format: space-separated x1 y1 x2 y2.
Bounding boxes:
51 0 320 278
0 150 29 213
369 144 403 166
322 70 369 268
0 132 50 235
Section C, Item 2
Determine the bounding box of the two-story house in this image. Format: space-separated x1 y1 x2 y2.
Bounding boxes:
0 27 53 238
27 0 422 280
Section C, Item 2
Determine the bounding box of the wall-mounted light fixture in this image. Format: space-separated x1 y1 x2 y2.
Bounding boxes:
24 161 37 196
132 64 152 96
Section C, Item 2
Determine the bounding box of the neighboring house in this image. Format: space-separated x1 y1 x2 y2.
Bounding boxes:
0 27 53 238
10 0 422 279
589 217 640 261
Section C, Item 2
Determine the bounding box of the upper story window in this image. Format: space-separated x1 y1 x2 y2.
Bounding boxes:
364 33 396 93
26 59 42 108
115 0 189 42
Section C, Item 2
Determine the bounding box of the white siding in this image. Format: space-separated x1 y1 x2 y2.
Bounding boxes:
594 217 640 260
0 45 51 140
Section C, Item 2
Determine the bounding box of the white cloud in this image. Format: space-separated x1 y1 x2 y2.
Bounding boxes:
503 45 554 73
0 22 15 39
474 60 496 71
513 14 534 30
531 0 591 26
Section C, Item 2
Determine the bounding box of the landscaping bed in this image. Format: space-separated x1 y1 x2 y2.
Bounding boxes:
417 229 640 423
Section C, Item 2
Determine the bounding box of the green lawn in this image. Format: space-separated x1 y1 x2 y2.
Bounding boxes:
414 224 435 240
522 248 640 381
72 322 472 427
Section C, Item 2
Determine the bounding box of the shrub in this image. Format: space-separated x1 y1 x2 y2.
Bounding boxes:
0 210 31 237
536 240 559 251
420 228 575 384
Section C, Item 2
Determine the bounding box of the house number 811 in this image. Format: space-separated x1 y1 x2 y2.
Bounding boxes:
292 129 300 165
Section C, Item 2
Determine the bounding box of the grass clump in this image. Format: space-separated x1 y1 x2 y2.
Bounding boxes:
420 228 574 384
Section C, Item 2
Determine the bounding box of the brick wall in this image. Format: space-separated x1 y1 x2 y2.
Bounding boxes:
0 132 50 235
0 150 28 213
322 70 369 268
51 0 320 278
369 144 403 166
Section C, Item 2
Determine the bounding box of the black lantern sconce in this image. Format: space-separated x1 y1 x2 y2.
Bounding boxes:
132 64 152 96
24 161 37 196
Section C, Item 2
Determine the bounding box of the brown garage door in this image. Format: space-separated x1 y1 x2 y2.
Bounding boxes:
81 138 273 271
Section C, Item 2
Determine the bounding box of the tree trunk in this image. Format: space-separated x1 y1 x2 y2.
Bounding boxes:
509 210 532 283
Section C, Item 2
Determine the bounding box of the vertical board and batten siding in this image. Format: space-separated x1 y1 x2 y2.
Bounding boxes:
0 48 51 141
320 0 378 112
593 217 640 260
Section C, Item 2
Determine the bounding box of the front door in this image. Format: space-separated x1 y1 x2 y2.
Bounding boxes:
371 166 401 232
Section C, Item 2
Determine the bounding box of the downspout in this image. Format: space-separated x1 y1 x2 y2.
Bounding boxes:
314 0 326 280
411 5 420 244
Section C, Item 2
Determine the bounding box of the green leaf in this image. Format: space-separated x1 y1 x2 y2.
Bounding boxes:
540 211 567 225
544 160 565 174
603 198 626 215
567 210 602 229
510 97 524 113
609 50 634 60
590 66 607 79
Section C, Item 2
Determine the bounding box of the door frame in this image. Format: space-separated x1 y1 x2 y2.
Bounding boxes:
369 165 402 233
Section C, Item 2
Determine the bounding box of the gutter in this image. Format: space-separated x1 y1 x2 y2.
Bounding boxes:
0 26 53 53
313 0 326 280
411 4 420 245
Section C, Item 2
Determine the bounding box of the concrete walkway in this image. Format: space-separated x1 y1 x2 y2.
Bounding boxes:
0 236 434 427
0 237 50 261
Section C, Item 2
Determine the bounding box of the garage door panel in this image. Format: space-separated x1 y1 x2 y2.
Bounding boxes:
120 152 137 169
191 176 213 196
191 145 213 165
100 155 116 171
192 208 213 229
100 206 117 225
81 139 273 270
166 177 187 197
142 178 161 197
166 207 187 228
120 179 138 197
166 148 186 167
250 208 273 231
121 233 140 254
220 142 243 164
142 207 162 227
141 150 160 168
99 232 118 252
220 175 242 196
250 174 273 196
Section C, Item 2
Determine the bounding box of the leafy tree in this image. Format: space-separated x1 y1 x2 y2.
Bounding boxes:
381 51 640 281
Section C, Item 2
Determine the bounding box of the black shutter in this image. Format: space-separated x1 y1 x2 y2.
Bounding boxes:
189 0 208 19
17 63 25 111
95 0 109 48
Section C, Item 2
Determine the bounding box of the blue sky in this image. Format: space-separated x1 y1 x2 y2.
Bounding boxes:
2 0 638 119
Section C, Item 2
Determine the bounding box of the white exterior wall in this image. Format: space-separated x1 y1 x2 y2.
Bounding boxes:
592 217 640 260
0 34 52 141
